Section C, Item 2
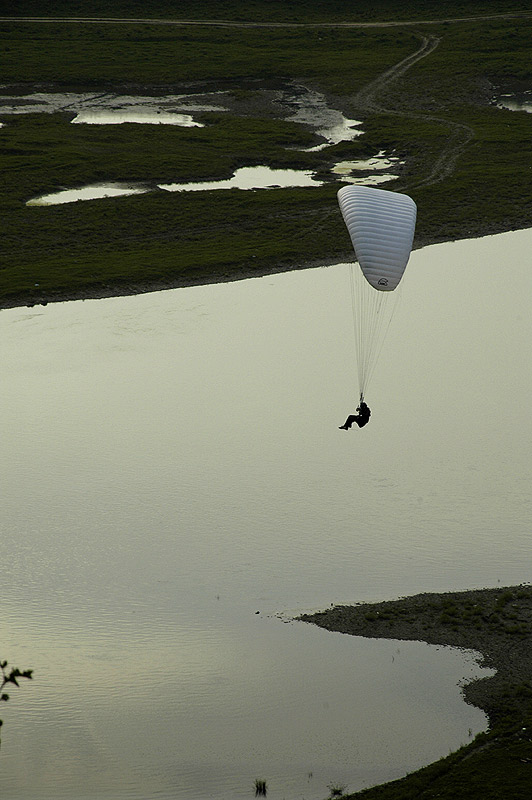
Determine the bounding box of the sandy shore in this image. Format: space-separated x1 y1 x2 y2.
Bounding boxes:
299 585 532 727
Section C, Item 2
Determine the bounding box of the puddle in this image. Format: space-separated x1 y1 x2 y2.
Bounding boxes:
16 83 380 205
26 183 150 206
72 109 203 126
25 157 405 206
0 85 363 145
494 91 532 113
1 85 362 151
283 85 363 150
159 165 321 192
332 151 402 184
303 118 363 151
26 167 321 206
343 174 399 185
0 92 224 126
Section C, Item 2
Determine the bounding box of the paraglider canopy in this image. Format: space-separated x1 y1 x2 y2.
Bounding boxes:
337 185 417 401
337 185 417 291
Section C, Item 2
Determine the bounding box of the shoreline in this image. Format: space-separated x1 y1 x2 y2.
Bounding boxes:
299 585 532 729
5 220 531 312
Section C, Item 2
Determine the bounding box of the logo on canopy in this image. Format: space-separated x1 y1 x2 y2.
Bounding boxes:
378 277 389 286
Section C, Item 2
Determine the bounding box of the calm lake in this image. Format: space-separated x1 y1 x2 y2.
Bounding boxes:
1 227 531 800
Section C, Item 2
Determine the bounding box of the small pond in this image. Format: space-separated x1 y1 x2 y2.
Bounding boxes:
72 109 204 126
0 84 363 149
285 85 363 151
493 90 532 113
159 165 320 192
5 85 401 204
331 151 402 184
25 166 321 206
25 159 400 205
0 91 224 127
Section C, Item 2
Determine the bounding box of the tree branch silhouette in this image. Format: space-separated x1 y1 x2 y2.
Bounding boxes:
0 660 33 744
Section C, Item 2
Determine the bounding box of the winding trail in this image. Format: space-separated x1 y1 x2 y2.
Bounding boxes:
350 32 476 188
353 33 441 110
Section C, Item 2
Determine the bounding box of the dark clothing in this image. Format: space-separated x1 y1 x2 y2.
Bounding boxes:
339 401 371 430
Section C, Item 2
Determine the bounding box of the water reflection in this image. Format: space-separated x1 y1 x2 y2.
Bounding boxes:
11 84 370 205
495 92 532 113
0 91 224 126
24 159 403 206
160 165 321 192
26 166 321 205
0 85 362 150
3 227 532 798
26 182 150 205
285 85 363 150
72 109 204 126
332 151 402 184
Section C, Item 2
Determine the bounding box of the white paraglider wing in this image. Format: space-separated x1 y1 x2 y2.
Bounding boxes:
337 185 417 291
336 186 417 399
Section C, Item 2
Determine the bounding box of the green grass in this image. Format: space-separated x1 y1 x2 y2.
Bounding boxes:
1 105 349 303
7 0 532 23
1 8 532 310
0 21 417 88
347 724 532 799
0 21 416 304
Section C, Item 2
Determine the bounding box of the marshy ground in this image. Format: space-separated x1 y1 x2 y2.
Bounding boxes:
2 3 532 309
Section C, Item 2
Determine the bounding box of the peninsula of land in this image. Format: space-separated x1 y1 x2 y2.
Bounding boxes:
300 585 532 798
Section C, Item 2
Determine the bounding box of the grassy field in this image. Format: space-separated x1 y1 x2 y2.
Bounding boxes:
1 4 532 311
6 0 532 23
2 8 532 307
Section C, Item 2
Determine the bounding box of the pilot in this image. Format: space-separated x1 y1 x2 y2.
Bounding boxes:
339 400 371 430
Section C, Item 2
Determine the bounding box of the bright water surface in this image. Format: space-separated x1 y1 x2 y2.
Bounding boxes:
72 109 204 126
25 161 397 206
495 93 532 113
1 228 531 799
0 92 225 121
25 167 321 206
10 90 397 206
26 184 152 206
159 166 320 193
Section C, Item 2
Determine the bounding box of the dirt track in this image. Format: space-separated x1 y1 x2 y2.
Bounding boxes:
349 32 476 189
2 11 532 26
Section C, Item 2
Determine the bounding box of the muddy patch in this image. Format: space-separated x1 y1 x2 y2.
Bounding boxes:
0 90 224 126
0 81 363 149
